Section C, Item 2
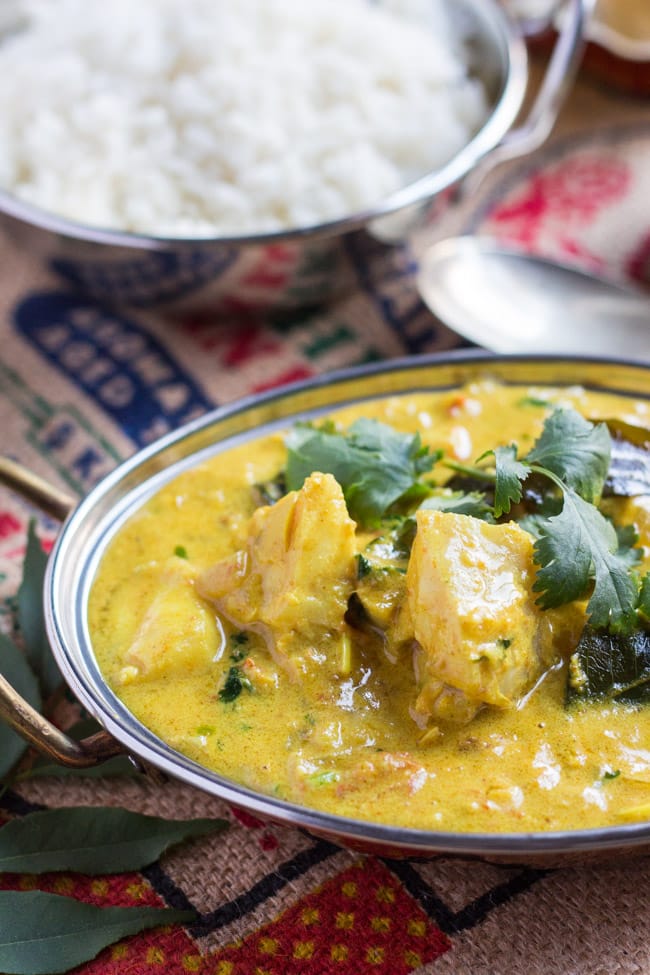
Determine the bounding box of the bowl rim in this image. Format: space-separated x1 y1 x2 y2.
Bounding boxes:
44 349 650 857
0 0 528 250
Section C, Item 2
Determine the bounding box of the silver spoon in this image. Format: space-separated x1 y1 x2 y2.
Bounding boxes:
417 236 650 363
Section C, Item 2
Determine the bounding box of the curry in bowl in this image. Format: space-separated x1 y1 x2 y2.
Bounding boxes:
89 378 650 834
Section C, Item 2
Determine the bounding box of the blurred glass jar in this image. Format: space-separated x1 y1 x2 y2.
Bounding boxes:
505 0 650 94
584 0 650 95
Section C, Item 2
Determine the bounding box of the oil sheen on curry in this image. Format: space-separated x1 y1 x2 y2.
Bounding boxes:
89 381 650 833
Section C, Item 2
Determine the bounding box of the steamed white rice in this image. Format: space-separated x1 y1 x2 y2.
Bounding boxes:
0 0 488 237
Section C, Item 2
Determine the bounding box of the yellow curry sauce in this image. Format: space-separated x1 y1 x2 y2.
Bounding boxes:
89 381 650 833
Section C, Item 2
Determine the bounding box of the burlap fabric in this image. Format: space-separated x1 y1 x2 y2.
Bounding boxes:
1 67 650 975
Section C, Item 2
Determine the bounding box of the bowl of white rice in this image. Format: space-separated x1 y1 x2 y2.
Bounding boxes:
0 0 590 311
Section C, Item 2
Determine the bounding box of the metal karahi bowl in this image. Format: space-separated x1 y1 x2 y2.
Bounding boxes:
0 0 591 313
1 351 650 867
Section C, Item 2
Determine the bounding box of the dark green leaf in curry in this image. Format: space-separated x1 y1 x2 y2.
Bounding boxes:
285 417 438 526
488 444 531 517
219 665 252 702
419 489 495 522
601 417 650 497
525 408 611 503
639 574 650 622
567 626 650 704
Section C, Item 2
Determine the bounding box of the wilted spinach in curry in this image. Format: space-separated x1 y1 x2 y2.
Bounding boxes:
89 381 650 833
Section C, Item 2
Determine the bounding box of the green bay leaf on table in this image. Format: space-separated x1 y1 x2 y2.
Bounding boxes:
0 891 194 975
0 632 41 778
17 519 62 696
0 807 228 875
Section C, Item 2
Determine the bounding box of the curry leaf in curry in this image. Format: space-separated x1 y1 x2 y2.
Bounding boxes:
602 417 650 497
567 626 650 703
285 418 437 526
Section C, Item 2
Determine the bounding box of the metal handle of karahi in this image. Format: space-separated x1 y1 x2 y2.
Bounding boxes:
0 455 126 767
0 674 124 766
0 455 75 521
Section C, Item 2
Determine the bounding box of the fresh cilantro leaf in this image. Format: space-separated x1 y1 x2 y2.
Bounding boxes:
526 409 611 503
218 666 252 703
174 545 188 559
614 523 643 569
285 418 436 526
490 445 531 518
419 489 494 522
533 486 639 633
639 574 650 621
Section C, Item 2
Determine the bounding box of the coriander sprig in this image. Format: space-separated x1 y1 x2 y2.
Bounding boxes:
448 408 647 636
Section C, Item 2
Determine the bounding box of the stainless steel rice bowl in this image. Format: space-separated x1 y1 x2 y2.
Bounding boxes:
0 0 591 313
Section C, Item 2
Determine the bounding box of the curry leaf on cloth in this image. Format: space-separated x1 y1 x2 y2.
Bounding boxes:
0 632 41 778
0 891 195 975
567 626 650 703
0 807 228 875
285 418 437 526
526 408 611 503
17 520 61 696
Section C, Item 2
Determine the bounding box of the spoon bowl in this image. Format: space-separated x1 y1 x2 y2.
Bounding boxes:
417 236 650 362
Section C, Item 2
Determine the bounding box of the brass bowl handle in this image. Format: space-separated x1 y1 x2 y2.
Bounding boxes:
0 456 75 521
0 674 124 767
0 455 126 768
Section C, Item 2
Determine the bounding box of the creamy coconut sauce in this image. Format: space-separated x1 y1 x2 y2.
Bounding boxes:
89 381 650 833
